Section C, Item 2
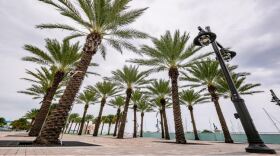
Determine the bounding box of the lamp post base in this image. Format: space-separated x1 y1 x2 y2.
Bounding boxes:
246 143 276 154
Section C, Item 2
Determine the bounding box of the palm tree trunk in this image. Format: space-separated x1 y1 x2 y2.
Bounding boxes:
133 104 137 138
67 121 73 134
113 108 121 136
117 88 132 139
85 121 90 134
108 122 112 135
27 118 35 132
29 71 65 137
208 85 233 143
140 112 144 137
93 97 106 136
161 99 170 140
34 33 101 145
159 110 165 139
188 105 199 140
100 122 104 135
78 104 89 135
169 67 186 144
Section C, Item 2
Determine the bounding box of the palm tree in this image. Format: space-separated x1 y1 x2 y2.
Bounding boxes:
24 109 40 132
84 115 94 134
108 96 125 136
109 65 151 139
147 79 171 140
66 113 79 134
137 99 153 137
131 90 144 138
35 0 148 144
76 88 98 135
129 30 210 143
23 39 82 137
88 81 119 136
106 115 116 135
181 59 234 143
180 89 209 140
216 73 263 98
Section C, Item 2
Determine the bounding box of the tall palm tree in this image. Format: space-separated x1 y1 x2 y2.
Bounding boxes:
137 99 153 137
181 59 234 143
109 65 151 139
216 74 263 98
129 30 210 143
66 113 79 134
35 0 148 144
76 88 98 135
106 115 116 135
24 109 40 132
108 96 125 136
131 90 144 138
180 89 209 140
23 39 82 137
88 81 119 136
84 115 94 134
147 79 171 140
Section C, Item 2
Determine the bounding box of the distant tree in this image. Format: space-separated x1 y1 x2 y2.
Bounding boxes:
108 96 125 136
137 99 154 137
10 118 30 130
0 117 7 127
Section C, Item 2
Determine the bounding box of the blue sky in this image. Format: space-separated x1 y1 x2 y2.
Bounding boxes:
0 0 280 133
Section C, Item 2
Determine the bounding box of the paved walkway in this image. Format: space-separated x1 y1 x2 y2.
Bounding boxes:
0 132 279 155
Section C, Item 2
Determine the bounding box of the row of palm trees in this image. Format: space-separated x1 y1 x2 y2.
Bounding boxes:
18 0 262 145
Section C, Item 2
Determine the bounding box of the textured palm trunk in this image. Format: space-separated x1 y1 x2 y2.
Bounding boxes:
208 85 233 143
108 122 112 135
113 108 121 136
67 121 73 134
140 112 144 137
29 71 65 137
169 67 186 144
161 98 170 140
188 105 199 140
27 118 35 132
93 97 106 136
34 33 101 145
100 122 104 135
117 88 132 139
133 104 137 138
78 104 89 135
159 110 165 139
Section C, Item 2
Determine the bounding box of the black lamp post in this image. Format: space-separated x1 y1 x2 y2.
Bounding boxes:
193 26 276 154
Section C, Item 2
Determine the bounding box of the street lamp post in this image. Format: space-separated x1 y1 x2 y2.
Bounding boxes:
193 26 276 154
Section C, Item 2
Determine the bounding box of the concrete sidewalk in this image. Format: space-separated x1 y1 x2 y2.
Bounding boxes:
0 132 279 155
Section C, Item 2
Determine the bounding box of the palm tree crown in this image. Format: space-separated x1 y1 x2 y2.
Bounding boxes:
23 39 82 74
180 89 209 106
110 65 151 90
128 30 209 73
147 79 170 100
108 96 125 109
88 81 119 99
216 74 263 98
37 0 149 57
76 89 99 105
24 109 40 120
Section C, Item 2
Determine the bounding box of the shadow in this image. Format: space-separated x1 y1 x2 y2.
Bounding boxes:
152 140 212 145
0 140 101 147
209 141 246 144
